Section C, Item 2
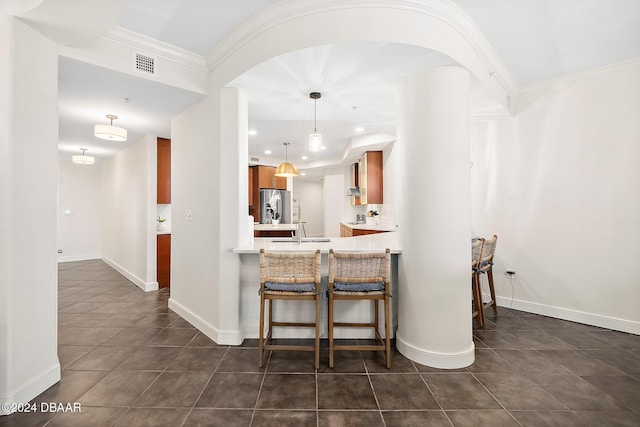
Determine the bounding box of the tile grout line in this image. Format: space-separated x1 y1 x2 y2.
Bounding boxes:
179 345 231 427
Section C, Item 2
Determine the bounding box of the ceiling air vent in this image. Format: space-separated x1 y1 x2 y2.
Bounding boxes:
133 52 156 77
250 156 260 163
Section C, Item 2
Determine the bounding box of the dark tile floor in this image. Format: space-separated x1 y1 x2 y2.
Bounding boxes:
2 259 640 426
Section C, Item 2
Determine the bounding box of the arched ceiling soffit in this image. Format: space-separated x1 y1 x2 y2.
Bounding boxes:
207 0 517 112
7 0 124 46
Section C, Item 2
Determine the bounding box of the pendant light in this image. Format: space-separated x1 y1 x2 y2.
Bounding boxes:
309 92 322 152
94 114 127 141
72 148 95 165
275 142 299 177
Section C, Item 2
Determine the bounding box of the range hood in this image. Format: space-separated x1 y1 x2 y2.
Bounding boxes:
347 187 361 197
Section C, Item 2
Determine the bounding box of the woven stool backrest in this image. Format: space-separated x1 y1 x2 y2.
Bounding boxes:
260 249 321 284
472 238 484 269
329 249 390 283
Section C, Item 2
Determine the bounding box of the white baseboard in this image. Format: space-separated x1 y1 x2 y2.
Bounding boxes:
396 335 475 369
168 298 242 345
101 257 158 292
57 254 101 263
0 363 60 416
488 293 640 335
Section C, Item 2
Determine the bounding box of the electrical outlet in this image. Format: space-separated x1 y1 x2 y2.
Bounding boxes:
506 270 516 277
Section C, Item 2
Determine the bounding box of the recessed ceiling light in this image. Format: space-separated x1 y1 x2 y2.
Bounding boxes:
248 129 257 136
264 150 271 155
300 172 307 176
355 126 365 132
301 155 308 160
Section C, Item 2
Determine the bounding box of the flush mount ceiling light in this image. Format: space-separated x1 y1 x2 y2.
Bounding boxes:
94 114 127 141
275 142 299 177
309 92 322 152
72 148 95 165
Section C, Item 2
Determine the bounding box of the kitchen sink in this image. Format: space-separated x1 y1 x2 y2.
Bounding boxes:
271 238 331 243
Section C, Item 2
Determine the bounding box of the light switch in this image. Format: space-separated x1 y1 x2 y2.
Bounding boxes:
185 209 193 221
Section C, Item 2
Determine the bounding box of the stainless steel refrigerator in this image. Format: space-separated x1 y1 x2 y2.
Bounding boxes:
259 189 291 224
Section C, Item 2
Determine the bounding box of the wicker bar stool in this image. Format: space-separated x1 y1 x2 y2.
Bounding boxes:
478 235 498 317
471 238 485 327
258 249 322 369
327 248 392 369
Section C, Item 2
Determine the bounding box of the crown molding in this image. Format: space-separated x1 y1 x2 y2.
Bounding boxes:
514 58 640 112
103 26 208 72
205 0 518 97
518 58 640 97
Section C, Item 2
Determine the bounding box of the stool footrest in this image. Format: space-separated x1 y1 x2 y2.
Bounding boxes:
334 344 385 351
263 344 316 352
271 322 317 327
332 322 376 328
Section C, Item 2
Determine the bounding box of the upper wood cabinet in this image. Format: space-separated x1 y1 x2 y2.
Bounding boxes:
358 151 383 205
256 165 286 190
157 138 171 204
350 162 361 206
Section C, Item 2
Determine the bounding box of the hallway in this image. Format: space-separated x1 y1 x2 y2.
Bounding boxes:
1 260 639 426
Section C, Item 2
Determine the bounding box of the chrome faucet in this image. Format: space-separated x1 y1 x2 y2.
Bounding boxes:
290 204 302 243
296 203 302 244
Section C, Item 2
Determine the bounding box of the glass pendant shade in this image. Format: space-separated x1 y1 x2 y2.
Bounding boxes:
309 131 322 152
308 92 322 152
94 114 127 141
72 148 95 165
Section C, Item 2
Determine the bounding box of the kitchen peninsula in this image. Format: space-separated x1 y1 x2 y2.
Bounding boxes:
233 232 401 340
253 222 298 238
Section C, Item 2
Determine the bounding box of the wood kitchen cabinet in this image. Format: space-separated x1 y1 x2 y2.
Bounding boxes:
350 162 361 206
358 151 383 205
340 223 353 237
157 138 171 204
248 166 254 206
256 165 286 190
157 234 171 288
249 165 287 222
340 223 390 237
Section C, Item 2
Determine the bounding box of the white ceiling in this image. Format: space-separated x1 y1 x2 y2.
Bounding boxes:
53 0 640 173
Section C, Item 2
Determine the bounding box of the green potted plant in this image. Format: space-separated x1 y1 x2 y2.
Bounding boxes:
156 216 167 231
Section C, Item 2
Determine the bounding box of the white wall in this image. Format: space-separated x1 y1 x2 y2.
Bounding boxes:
101 134 158 291
323 170 346 237
0 16 60 413
57 161 102 261
292 178 323 237
471 61 640 333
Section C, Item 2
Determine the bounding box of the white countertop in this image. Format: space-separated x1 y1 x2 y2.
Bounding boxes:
233 231 401 254
340 222 396 232
254 223 298 231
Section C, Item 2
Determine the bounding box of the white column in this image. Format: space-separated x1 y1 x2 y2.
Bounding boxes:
396 66 473 368
0 16 60 412
217 87 248 344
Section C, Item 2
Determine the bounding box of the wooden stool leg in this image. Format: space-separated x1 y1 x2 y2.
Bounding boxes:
374 299 379 337
473 273 485 327
384 294 391 369
315 295 320 369
474 274 484 327
259 293 265 367
328 291 334 368
487 269 498 315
